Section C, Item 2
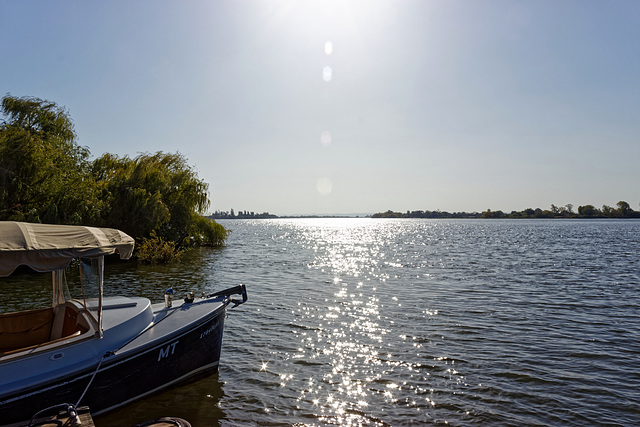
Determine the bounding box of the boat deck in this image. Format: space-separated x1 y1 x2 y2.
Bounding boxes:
115 297 227 356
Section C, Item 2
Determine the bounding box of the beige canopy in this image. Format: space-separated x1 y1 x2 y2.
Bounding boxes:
0 222 135 277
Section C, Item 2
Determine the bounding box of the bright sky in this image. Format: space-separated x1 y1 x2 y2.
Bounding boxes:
1 0 639 216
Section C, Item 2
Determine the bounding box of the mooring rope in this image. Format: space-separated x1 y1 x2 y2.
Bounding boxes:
75 350 110 408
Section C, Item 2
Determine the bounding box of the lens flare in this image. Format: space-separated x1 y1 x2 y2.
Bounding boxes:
324 40 333 55
317 177 333 195
323 66 333 82
320 131 332 147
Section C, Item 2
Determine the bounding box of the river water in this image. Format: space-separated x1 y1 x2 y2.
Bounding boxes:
3 219 640 426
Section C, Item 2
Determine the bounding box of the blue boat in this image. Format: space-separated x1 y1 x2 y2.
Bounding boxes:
0 221 247 425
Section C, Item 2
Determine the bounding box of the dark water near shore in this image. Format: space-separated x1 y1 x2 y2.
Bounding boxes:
4 219 640 426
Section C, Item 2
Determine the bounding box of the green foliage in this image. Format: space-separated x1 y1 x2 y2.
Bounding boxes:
578 204 598 217
616 201 632 217
374 201 640 219
481 209 505 219
0 95 101 224
136 231 182 264
91 151 214 243
1 94 228 263
600 205 614 217
1 95 76 142
371 210 407 218
372 210 480 219
190 215 229 247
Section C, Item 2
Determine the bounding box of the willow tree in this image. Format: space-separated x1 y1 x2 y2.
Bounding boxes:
1 94 226 253
91 151 225 246
0 95 101 224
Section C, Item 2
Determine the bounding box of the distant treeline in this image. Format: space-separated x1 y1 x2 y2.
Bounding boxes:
372 210 481 219
209 211 364 219
210 209 277 219
373 201 640 219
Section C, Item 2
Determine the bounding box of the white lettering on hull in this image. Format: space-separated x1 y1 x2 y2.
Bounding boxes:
158 340 179 361
200 324 216 339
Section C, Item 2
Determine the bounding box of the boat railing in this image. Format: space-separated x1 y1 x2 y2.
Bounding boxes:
207 284 248 307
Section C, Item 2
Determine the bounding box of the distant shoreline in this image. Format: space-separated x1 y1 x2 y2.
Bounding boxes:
211 213 371 219
372 202 640 219
210 202 640 220
209 210 371 219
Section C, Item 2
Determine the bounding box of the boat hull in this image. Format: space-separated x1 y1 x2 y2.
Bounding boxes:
0 304 226 425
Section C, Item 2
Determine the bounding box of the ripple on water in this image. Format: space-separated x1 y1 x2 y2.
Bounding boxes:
24 219 637 426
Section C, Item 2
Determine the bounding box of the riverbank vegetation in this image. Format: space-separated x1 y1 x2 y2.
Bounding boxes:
373 201 640 219
0 95 226 262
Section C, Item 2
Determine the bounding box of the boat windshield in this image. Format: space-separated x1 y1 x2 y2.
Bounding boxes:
79 258 103 303
1 258 104 309
74 257 104 333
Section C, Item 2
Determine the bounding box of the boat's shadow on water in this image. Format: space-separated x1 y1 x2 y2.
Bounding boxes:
94 372 226 427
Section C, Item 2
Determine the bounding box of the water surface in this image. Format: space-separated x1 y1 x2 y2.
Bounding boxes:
4 219 639 426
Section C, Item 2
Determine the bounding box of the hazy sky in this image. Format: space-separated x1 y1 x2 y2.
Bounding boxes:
2 0 638 215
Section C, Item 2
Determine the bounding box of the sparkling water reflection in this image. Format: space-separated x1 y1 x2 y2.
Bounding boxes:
208 219 640 426
3 219 639 426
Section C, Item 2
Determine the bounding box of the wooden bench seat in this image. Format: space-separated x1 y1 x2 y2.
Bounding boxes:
0 307 54 352
0 303 89 354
